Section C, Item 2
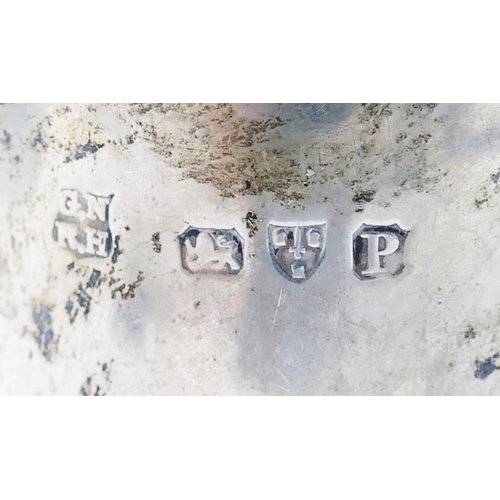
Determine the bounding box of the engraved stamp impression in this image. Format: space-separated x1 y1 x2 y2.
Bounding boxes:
53 189 113 258
353 223 409 280
179 227 245 275
268 222 327 283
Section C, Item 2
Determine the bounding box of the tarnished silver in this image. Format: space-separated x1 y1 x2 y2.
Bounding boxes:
2 103 500 395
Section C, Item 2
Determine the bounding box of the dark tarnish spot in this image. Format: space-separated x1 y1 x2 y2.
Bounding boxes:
66 285 91 323
151 232 161 253
66 269 103 323
111 271 145 300
32 131 48 151
405 103 437 118
86 269 101 288
119 272 145 300
475 194 489 209
65 300 74 319
72 140 104 161
75 285 92 315
80 360 114 396
32 305 56 360
474 168 500 209
464 325 476 340
111 235 123 264
111 284 126 299
122 273 145 300
353 189 376 205
243 211 259 237
474 353 500 379
1 130 11 148
80 377 95 396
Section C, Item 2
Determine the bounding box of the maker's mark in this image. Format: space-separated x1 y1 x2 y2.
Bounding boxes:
268 222 327 283
53 189 113 258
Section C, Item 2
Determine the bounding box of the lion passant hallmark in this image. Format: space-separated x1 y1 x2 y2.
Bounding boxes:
178 227 245 275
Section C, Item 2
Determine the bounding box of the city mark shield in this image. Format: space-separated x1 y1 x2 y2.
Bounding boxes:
268 223 327 283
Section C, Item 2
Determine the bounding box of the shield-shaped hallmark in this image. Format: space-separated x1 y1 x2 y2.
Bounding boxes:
268 223 327 283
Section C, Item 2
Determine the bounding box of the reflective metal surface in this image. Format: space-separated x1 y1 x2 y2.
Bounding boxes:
1 103 499 395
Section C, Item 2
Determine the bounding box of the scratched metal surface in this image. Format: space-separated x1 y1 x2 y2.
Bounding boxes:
0 103 499 395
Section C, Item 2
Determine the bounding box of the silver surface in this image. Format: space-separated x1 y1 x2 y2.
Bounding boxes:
1 103 499 395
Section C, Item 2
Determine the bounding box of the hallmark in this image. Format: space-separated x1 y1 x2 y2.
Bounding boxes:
268 222 327 283
352 223 408 280
53 189 113 258
179 226 245 275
